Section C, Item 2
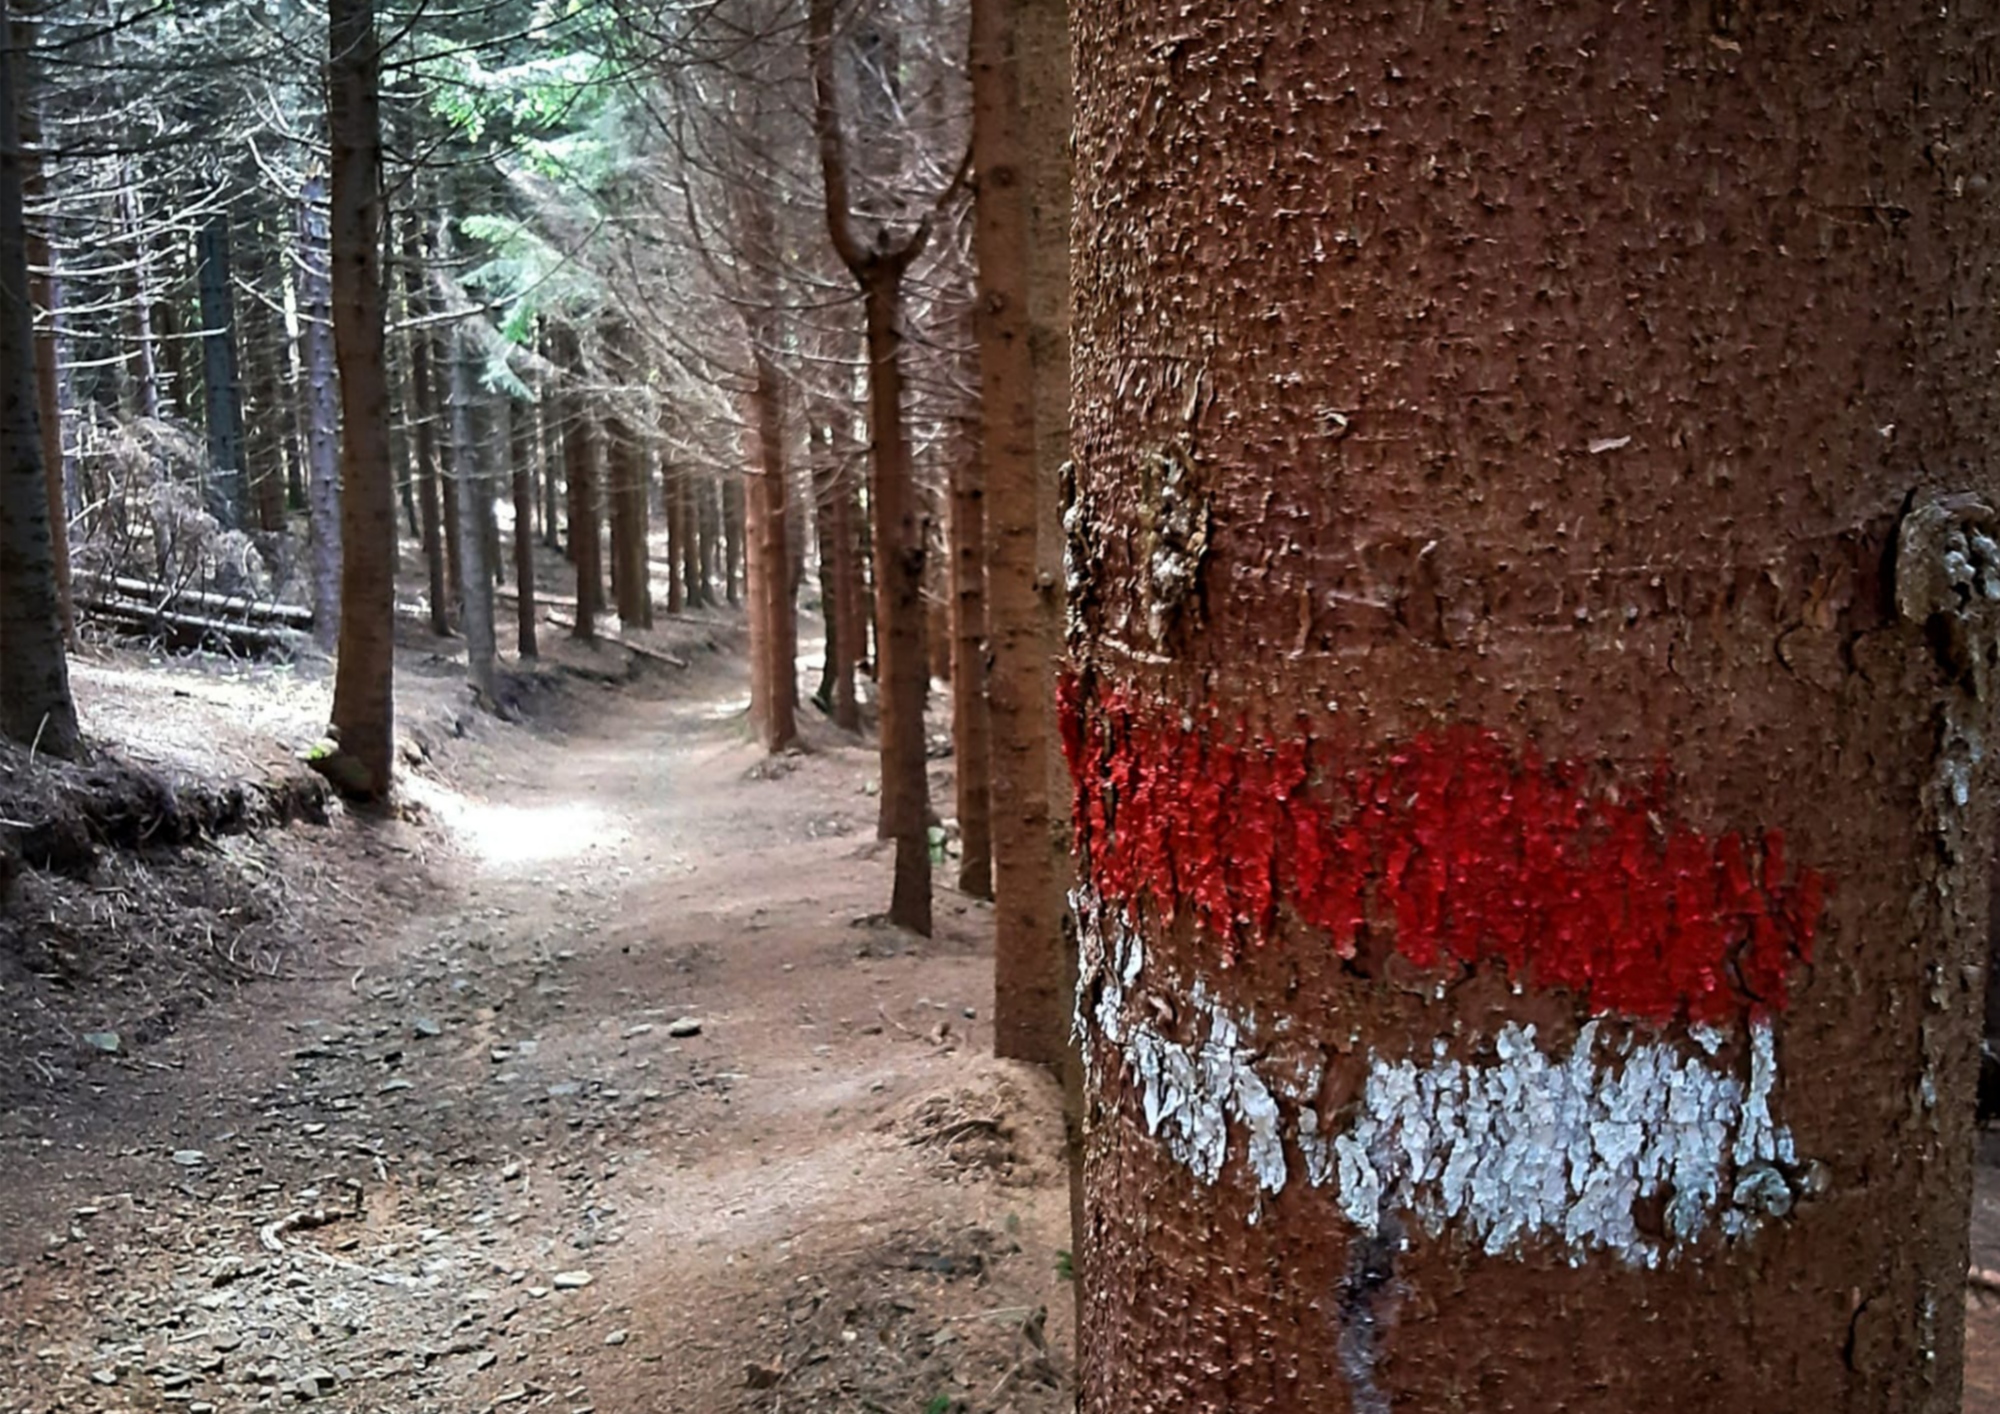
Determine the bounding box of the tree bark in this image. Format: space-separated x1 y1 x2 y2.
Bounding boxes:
663 456 686 615
603 324 651 632
509 397 536 659
298 174 342 650
555 329 600 642
949 406 992 899
723 461 743 605
194 214 247 531
399 220 449 638
447 330 495 702
0 0 75 755
744 336 798 752
678 466 702 609
320 0 394 799
1067 6 1998 1411
19 77 69 646
972 0 1064 1061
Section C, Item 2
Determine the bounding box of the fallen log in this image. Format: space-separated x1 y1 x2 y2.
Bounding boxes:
543 613 688 668
76 573 315 628
79 596 307 657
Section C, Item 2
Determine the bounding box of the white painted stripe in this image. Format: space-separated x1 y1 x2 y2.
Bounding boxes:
1072 888 1804 1266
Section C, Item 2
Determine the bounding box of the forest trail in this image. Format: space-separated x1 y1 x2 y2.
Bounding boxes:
0 649 1076 1414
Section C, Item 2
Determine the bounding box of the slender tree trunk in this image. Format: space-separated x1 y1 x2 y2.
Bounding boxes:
195 214 246 531
297 175 341 648
745 337 798 752
678 467 702 608
662 455 685 615
972 0 1066 1065
949 406 992 899
320 0 393 799
448 331 495 702
859 269 930 931
723 473 743 605
17 74 68 645
810 420 841 715
509 397 537 659
809 0 939 935
602 328 650 631
555 330 600 642
118 172 160 421
1069 5 1998 1410
0 0 75 755
240 218 287 535
696 472 717 604
398 220 448 636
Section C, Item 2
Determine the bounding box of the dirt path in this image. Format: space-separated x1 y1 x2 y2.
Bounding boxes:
0 657 1075 1414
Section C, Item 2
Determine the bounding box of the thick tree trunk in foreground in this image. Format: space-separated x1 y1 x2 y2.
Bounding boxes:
0 0 76 755
972 0 1064 1059
298 174 342 650
1067 7 1999 1411
320 0 394 799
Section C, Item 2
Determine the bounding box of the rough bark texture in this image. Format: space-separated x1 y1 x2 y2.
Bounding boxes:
321 0 394 800
949 405 992 900
509 398 537 660
0 0 76 756
1067 7 2000 1411
973 0 1064 1060
723 474 743 606
298 174 342 650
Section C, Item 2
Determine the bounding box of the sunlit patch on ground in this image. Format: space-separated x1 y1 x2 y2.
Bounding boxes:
402 773 621 865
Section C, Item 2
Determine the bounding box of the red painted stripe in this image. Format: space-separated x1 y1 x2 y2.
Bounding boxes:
1058 676 1825 1024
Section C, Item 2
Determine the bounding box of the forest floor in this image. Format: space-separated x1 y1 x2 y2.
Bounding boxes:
6 584 2000 1411
0 598 1075 1414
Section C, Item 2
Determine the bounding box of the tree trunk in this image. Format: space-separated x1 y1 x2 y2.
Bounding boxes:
320 0 394 799
538 347 562 552
603 327 650 631
240 218 288 535
678 466 702 609
723 472 743 605
399 221 449 637
19 77 70 646
949 407 992 900
745 341 797 752
118 172 160 421
859 268 930 933
555 330 600 642
448 331 495 702
809 0 938 935
696 472 718 605
509 397 537 659
298 174 342 650
662 455 686 615
972 0 1064 1061
194 214 246 531
1067 6 1998 1411
0 0 76 756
